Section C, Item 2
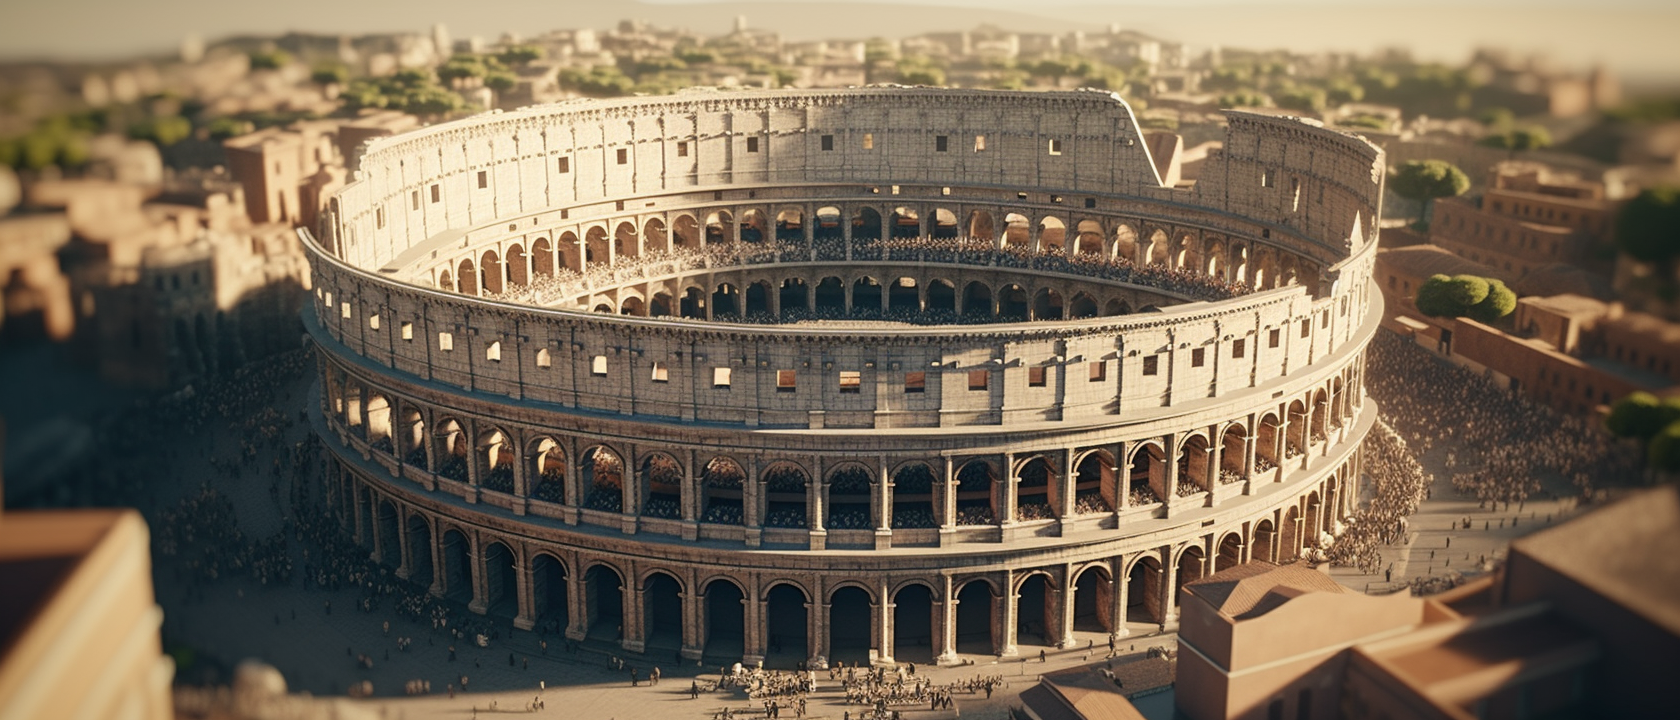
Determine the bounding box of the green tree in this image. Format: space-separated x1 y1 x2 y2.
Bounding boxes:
128 115 192 147
1508 126 1552 151
1325 81 1365 106
1218 91 1270 108
1649 420 1680 474
1478 107 1514 130
1415 273 1489 317
1615 186 1680 264
1390 159 1469 224
1467 278 1516 323
485 72 517 94
311 64 349 86
205 117 253 140
1274 87 1327 114
1607 392 1667 439
248 49 291 70
438 56 488 84
498 45 542 67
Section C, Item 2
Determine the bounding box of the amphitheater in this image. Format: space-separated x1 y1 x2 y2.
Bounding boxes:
303 87 1384 669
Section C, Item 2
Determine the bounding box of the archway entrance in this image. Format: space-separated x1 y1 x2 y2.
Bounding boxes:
585 564 624 642
892 584 935 664
532 553 568 635
954 580 994 655
440 529 472 602
483 541 518 618
704 579 745 660
828 586 873 666
405 516 433 589
765 584 808 668
1016 573 1053 648
1073 566 1112 634
643 572 683 653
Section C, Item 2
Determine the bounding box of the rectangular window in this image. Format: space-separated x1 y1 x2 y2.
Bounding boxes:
1233 339 1245 359
616 148 628 165
1290 177 1301 212
376 207 385 228
713 367 732 388
1261 169 1273 188
651 361 668 383
935 135 948 152
411 190 420 210
676 141 688 157
592 355 607 376
777 370 797 392
340 302 351 319
438 332 453 351
1048 139 1063 155
1321 311 1329 328
1192 348 1205 368
968 370 989 391
1143 355 1159 376
839 371 861 393
369 314 380 331
1089 361 1106 382
430 184 440 203
862 133 874 150
1085 198 1096 209
1301 319 1310 338
904 371 925 393
974 134 986 151
557 157 570 173
818 134 833 151
536 348 552 368
745 137 759 153
401 321 413 341
1028 366 1047 387
477 170 487 189
486 341 501 362
1269 328 1280 348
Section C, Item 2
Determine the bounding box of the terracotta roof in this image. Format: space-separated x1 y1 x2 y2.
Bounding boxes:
1184 560 1346 619
1377 245 1505 282
1510 485 1680 637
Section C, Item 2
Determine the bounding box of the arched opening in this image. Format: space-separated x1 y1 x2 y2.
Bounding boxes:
642 572 683 652
1031 287 1064 320
532 553 568 634
961 281 993 318
640 454 682 519
650 291 674 317
852 207 882 241
779 278 808 314
506 244 528 287
888 277 919 312
584 226 609 265
438 269 454 292
456 258 478 295
1127 557 1163 624
483 541 518 617
1178 434 1211 495
1280 506 1301 562
1305 492 1323 547
814 276 844 313
580 446 624 514
775 208 804 242
1015 456 1057 521
342 383 365 436
763 463 810 529
1256 414 1281 472
745 281 772 317
592 302 615 314
440 528 472 602
711 283 740 319
1016 573 1054 648
704 579 746 660
643 218 668 254
1221 425 1249 485
1176 547 1206 605
584 564 624 642
764 584 808 668
828 586 873 666
1176 234 1201 272
954 580 995 655
705 210 734 245
620 296 646 317
559 232 582 272
366 395 393 453
477 427 515 494
701 457 746 526
738 209 767 243
1287 401 1308 459
1075 450 1116 514
893 584 935 665
998 284 1028 320
1145 229 1169 265
814 207 843 242
1068 293 1098 319
1129 443 1166 507
889 206 919 239
1075 220 1105 256
824 465 871 530
954 460 997 525
399 407 426 469
1037 217 1066 253
614 221 639 259
1253 519 1277 564
891 463 937 529
1104 298 1131 316
1217 532 1245 572
405 515 433 588
927 279 956 313
1073 566 1113 634
680 287 706 319
1112 224 1138 262
435 418 468 482
1003 213 1031 248
673 215 701 249
851 277 882 312
966 209 996 241
532 237 554 278
530 438 565 504
930 208 959 238
1311 390 1330 445
482 248 506 295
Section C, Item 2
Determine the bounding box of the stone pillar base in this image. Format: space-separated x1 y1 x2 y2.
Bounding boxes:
621 516 639 535
1000 644 1020 658
744 528 762 548
743 654 765 667
394 566 411 581
808 530 826 551
561 507 580 525
514 615 536 631
938 527 959 547
512 499 528 516
565 627 586 642
936 651 962 667
873 529 893 550
468 600 488 615
621 639 646 653
681 646 705 661
680 521 700 541
807 654 828 670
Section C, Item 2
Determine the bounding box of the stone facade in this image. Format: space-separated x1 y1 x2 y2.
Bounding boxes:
305 88 1386 669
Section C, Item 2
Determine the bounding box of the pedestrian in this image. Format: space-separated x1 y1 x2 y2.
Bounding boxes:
1039 649 1047 663
690 680 699 699
1445 537 1451 548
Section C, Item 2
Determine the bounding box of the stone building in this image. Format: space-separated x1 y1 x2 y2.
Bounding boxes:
1427 162 1621 282
306 88 1385 668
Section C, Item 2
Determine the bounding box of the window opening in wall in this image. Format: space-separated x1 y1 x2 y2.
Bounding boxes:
1017 191 1029 200
430 184 440 202
650 361 668 382
558 157 570 173
777 370 797 392
1261 169 1274 188
369 314 380 331
376 207 385 228
935 135 948 152
1301 319 1310 337
1192 348 1205 367
486 341 502 362
1089 361 1106 382
968 370 989 391
839 371 861 393
1143 355 1159 375
745 137 759 153
891 185 900 195
592 355 607 376
477 170 487 189
820 135 833 151
1290 177 1301 211
340 302 351 319
411 190 420 210
974 134 986 151
401 322 413 341
1233 338 1246 358
1048 139 1063 155
942 187 950 196
677 141 689 157
713 367 732 388
438 332 453 351
536 348 552 368
904 371 925 393
1028 366 1047 387
324 292 331 307
1321 311 1329 328
616 148 628 164
1085 198 1096 208
862 133 873 150
1269 328 1280 348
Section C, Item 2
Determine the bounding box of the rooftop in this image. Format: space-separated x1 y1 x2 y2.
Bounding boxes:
1510 484 1680 637
1377 245 1506 283
1182 560 1346 620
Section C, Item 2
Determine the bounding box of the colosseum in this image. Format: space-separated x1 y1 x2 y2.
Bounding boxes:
303 87 1384 669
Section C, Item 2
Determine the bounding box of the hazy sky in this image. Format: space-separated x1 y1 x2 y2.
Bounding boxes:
3 0 1676 87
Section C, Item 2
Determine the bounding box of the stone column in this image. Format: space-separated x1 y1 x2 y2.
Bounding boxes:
351 483 367 546
1055 567 1076 648
681 587 705 661
622 584 646 652
1162 433 1181 516
681 449 699 541
999 569 1019 657
395 510 413 580
743 586 766 666
468 537 489 615
564 571 589 641
1116 440 1133 512
427 525 445 598
1058 447 1077 521
744 457 762 548
1109 556 1130 639
1159 549 1179 627
875 457 893 550
939 456 957 540
514 560 536 630
1000 452 1018 526
808 599 827 669
936 575 959 665
875 580 894 666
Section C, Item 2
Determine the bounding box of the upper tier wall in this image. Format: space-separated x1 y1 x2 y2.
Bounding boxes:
321 89 1384 277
